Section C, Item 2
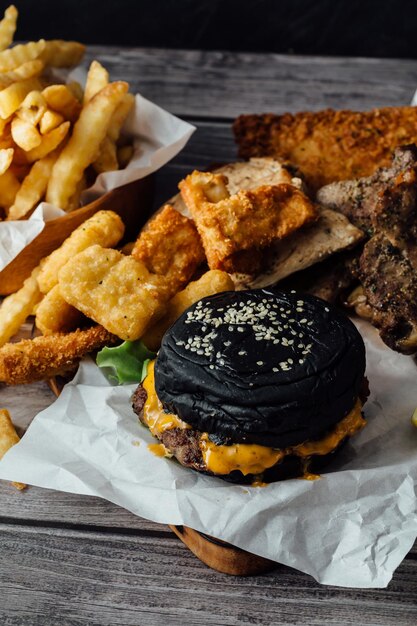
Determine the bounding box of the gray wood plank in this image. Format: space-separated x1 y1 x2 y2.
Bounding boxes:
0 482 164 533
0 381 54 432
1 524 416 626
83 46 417 118
0 480 415 554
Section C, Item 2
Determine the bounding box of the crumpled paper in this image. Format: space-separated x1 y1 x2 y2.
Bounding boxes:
0 318 416 588
0 92 195 272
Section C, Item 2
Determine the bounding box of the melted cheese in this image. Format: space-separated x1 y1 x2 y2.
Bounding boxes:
142 361 190 435
202 399 365 476
201 436 284 476
141 360 366 478
148 442 173 458
291 399 364 458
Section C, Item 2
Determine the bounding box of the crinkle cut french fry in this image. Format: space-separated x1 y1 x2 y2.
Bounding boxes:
0 408 19 458
37 209 125 294
20 120 70 163
35 284 83 335
106 93 135 143
0 267 42 347
39 40 85 68
0 122 12 150
0 115 10 136
0 39 45 73
0 77 41 119
0 59 44 88
9 161 29 182
7 150 59 220
0 168 20 210
42 84 82 123
17 90 47 126
0 147 13 175
0 325 117 385
46 81 128 210
93 135 118 173
117 144 134 169
0 5 18 52
143 270 235 351
93 93 135 173
84 60 109 104
65 173 86 213
39 109 64 135
0 406 26 489
11 116 42 151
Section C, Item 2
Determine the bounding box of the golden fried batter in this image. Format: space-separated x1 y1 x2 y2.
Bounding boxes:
0 325 117 385
143 269 235 351
35 284 84 335
233 107 417 191
131 204 205 293
59 245 171 341
179 171 318 272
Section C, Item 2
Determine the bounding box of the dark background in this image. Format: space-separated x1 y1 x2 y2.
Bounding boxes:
2 0 417 58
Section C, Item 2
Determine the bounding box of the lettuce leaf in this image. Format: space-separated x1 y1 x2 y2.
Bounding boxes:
96 340 156 384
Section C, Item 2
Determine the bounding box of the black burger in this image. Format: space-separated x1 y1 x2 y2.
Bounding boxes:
132 289 368 484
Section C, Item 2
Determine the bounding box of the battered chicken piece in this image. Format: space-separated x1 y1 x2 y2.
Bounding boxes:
142 269 235 351
0 325 117 385
234 107 417 191
131 204 205 293
179 171 318 273
59 245 171 341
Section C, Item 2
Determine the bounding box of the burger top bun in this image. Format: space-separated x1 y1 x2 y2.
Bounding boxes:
155 289 366 448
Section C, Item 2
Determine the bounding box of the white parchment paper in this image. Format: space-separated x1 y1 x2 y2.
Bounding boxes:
0 93 195 271
0 318 416 588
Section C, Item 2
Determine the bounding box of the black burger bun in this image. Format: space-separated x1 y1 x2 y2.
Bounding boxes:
154 289 366 449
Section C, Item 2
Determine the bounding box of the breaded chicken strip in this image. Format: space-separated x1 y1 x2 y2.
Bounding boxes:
0 325 117 385
131 204 205 293
234 107 417 191
179 171 318 272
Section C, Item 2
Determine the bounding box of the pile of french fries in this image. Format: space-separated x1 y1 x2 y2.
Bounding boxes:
0 5 135 220
0 6 236 488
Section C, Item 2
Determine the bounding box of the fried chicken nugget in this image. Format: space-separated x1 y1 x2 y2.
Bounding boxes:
143 270 235 351
37 209 125 294
0 325 116 384
179 171 318 272
35 284 83 335
59 245 171 341
131 204 205 294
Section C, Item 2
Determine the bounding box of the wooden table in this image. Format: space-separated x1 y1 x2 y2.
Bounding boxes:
1 47 417 625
